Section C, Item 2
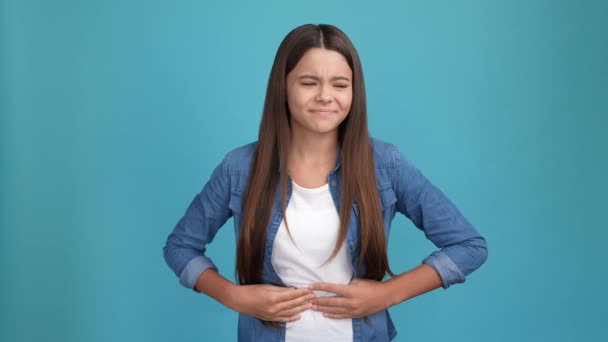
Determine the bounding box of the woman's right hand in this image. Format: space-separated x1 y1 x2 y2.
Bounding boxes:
228 284 314 322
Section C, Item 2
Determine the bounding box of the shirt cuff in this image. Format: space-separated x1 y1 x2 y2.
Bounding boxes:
179 255 218 292
422 251 466 289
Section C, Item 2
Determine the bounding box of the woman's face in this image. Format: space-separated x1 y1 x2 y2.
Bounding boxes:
286 48 353 137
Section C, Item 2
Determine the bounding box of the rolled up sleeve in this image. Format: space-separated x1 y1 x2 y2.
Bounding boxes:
391 145 488 289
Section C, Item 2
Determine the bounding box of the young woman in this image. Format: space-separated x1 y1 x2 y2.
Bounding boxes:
163 23 488 342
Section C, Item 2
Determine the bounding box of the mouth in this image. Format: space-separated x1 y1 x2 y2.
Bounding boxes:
310 109 336 116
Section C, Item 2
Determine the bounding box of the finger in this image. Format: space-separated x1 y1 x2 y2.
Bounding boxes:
312 304 351 315
310 296 348 308
309 283 349 295
275 293 314 312
264 285 302 292
322 312 354 320
279 301 313 317
275 314 301 323
274 288 313 303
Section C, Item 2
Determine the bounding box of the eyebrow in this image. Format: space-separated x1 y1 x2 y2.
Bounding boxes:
296 74 351 82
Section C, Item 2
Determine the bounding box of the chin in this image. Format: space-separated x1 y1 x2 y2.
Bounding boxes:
309 125 342 135
290 114 346 135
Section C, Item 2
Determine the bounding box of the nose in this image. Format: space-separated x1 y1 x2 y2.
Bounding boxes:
315 84 333 103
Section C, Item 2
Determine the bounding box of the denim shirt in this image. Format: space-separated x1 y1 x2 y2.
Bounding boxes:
163 137 488 342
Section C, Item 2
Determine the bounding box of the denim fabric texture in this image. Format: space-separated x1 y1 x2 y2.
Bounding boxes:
163 137 488 342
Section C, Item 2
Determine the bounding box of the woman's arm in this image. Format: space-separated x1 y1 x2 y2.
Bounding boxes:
384 263 443 304
391 144 488 289
163 153 234 291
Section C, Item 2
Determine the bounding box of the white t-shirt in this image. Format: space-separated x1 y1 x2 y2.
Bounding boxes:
271 180 353 342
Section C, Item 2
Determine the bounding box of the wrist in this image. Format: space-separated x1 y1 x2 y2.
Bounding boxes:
223 283 241 311
383 277 404 307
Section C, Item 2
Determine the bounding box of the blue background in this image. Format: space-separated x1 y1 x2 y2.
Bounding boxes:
1 0 606 341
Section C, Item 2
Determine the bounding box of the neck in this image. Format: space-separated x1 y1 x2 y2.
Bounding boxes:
289 128 339 167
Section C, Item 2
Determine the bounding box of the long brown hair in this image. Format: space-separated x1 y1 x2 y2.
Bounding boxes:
236 24 393 287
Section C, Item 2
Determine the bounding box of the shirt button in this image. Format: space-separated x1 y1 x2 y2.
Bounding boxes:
331 180 337 186
354 325 361 332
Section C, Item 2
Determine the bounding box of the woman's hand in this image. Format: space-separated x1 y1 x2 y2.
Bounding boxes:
308 278 394 319
229 284 314 322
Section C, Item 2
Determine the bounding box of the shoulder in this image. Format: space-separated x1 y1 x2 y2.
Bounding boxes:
369 136 400 170
221 140 258 174
368 136 422 193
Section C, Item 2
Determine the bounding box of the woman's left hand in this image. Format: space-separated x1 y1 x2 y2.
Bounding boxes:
308 278 395 319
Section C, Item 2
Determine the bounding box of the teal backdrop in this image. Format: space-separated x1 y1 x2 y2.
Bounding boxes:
1 0 606 341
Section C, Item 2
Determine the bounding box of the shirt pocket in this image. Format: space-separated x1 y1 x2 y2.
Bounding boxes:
353 185 397 217
228 189 244 217
378 184 397 211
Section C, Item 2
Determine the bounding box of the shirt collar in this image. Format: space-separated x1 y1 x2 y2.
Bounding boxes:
329 147 342 174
